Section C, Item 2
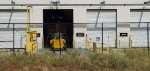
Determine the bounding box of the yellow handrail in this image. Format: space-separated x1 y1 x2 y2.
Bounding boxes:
116 33 118 48
129 35 132 48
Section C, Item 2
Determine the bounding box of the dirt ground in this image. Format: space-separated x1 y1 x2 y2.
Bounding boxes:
0 64 116 71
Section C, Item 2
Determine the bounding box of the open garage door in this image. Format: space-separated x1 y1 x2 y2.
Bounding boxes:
43 9 73 49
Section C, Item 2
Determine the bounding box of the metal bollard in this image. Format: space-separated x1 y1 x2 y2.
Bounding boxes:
93 42 97 52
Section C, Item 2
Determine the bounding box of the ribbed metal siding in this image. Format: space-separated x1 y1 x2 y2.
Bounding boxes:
130 10 150 47
87 10 116 47
0 11 26 48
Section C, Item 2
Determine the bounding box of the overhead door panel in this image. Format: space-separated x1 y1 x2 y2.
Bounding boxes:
0 10 26 48
87 10 116 48
130 10 150 47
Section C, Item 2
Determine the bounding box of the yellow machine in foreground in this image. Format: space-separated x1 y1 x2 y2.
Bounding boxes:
26 31 38 54
25 6 38 54
50 33 66 50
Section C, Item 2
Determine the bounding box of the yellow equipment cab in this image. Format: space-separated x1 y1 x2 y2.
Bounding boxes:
50 33 66 50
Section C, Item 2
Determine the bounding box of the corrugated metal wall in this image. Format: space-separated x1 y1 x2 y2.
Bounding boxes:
87 10 116 48
130 9 150 47
0 10 26 48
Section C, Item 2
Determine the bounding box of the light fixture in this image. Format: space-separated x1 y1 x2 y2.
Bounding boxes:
101 1 105 5
50 1 60 6
11 1 15 5
144 1 150 4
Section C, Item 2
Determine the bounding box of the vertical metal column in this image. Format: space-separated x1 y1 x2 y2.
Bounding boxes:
59 23 61 55
26 6 29 32
102 23 104 53
116 10 118 48
147 23 149 55
20 34 22 48
13 23 15 54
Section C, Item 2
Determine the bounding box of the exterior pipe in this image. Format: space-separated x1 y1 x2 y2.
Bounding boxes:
0 4 149 7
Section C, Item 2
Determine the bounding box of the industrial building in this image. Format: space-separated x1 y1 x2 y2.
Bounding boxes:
0 0 150 51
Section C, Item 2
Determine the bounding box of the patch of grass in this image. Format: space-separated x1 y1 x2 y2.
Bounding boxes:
0 48 150 71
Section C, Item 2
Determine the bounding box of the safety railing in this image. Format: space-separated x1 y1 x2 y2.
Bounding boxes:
0 22 149 54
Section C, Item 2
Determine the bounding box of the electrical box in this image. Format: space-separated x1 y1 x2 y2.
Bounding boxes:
26 31 38 54
37 33 40 37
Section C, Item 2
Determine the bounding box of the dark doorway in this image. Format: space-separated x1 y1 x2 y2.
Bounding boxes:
43 9 73 49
